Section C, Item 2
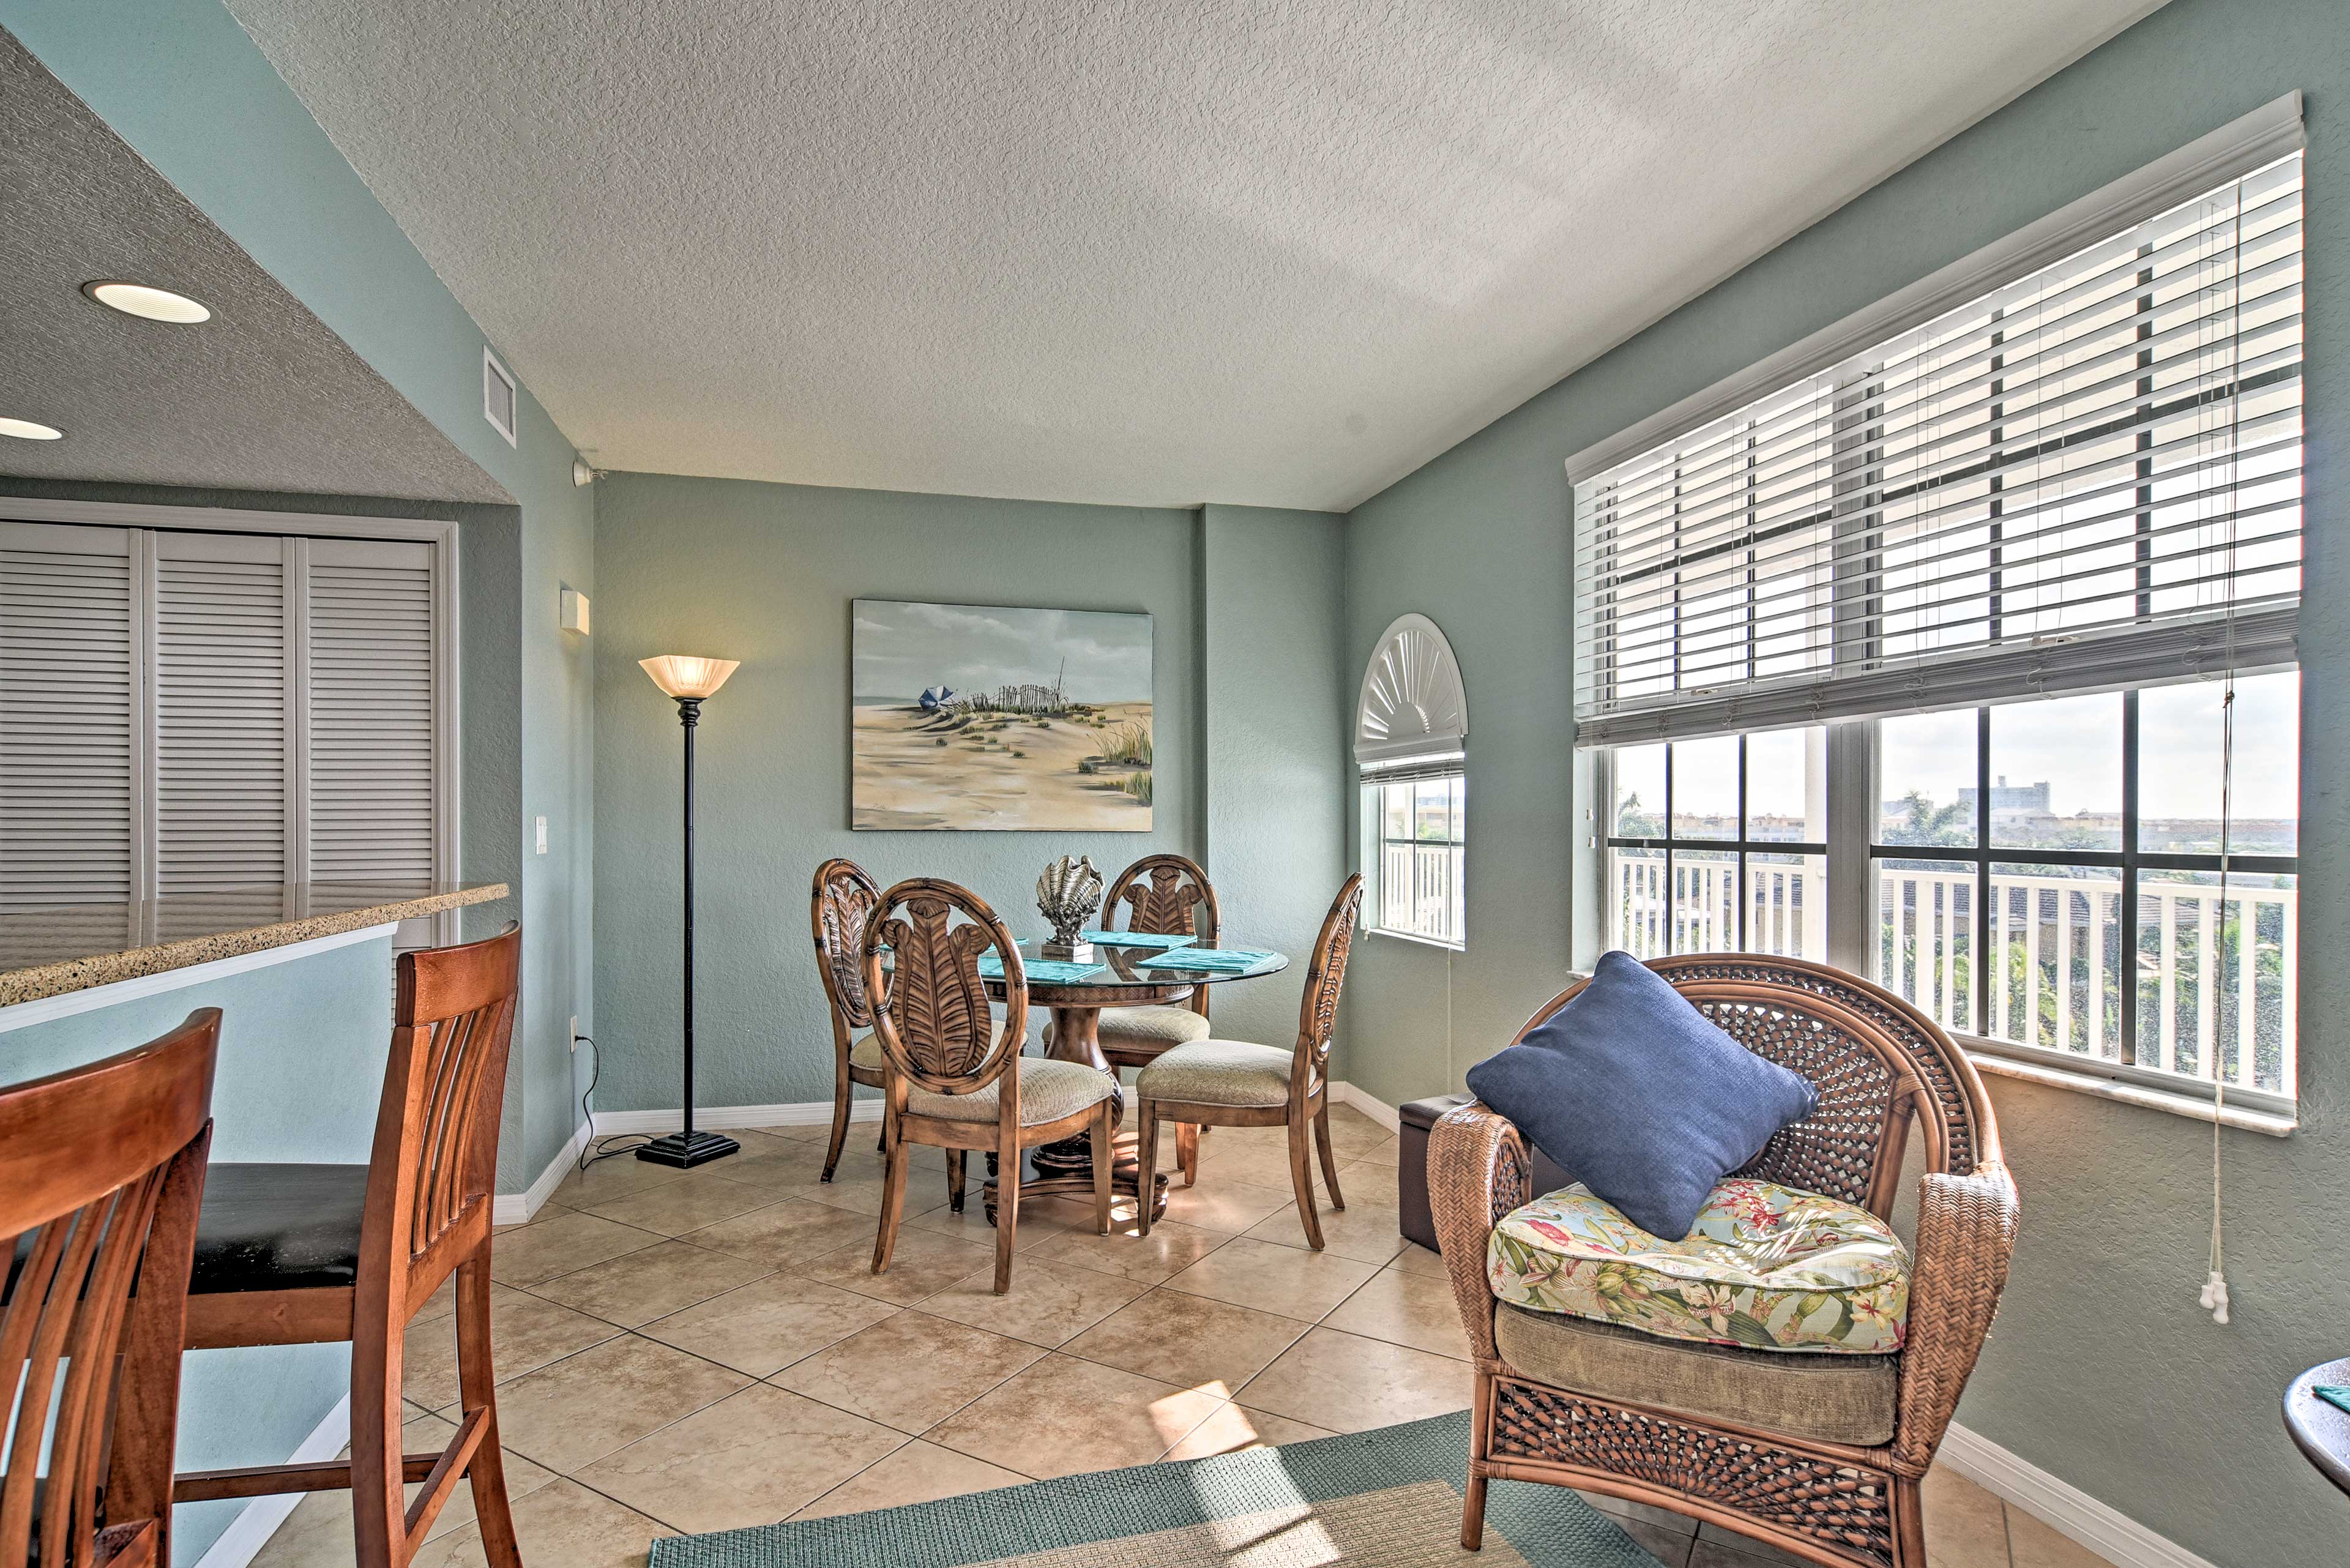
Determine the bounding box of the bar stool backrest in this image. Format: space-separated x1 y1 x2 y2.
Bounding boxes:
365 922 522 1324
0 1010 218 1568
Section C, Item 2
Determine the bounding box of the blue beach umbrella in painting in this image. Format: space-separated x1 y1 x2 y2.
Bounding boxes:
919 684 955 711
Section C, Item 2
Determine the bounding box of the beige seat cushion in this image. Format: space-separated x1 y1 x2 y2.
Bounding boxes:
906 1056 1119 1126
1076 1005 1212 1053
1135 1039 1296 1108
848 1034 884 1071
1493 1302 1898 1447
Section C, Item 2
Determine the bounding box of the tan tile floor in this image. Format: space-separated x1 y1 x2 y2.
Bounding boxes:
251 1106 2113 1568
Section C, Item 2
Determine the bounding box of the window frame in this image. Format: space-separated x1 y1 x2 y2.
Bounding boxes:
1600 733 1830 957
1594 692 2300 1119
1362 769 1467 951
1867 691 2297 1116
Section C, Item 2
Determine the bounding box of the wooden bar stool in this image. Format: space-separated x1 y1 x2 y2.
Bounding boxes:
2 1009 219 1568
173 925 525 1568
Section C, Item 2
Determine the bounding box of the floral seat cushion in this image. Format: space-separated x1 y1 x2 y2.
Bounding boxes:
1488 1178 1909 1356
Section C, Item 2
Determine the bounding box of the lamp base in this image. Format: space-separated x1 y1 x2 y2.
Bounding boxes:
633 1129 740 1168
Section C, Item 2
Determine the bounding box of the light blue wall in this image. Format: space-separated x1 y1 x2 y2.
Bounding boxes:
1340 0 2348 1560
0 935 394 1565
591 473 1204 1113
1202 504 1348 1047
590 476 1349 1118
0 0 597 1194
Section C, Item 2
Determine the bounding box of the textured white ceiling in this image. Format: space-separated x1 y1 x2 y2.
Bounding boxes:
0 30 507 503
225 0 2162 511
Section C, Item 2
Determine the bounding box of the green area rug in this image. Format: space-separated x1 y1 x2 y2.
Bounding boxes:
649 1410 1666 1567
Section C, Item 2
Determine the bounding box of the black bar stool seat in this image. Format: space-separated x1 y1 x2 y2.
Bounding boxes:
191 1163 371 1296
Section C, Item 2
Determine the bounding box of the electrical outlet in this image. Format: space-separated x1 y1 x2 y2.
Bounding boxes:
569 1015 581 1051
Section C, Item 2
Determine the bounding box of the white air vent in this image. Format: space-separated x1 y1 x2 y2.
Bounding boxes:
482 347 518 446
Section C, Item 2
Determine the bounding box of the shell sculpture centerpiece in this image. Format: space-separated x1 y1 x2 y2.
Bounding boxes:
1036 855 1103 961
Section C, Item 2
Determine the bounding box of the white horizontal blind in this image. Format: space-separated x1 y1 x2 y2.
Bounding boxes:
154 532 294 894
0 525 140 916
308 540 437 883
1574 151 2303 745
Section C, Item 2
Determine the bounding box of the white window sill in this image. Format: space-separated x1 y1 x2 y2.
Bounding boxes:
1959 1043 2297 1137
1367 927 1464 954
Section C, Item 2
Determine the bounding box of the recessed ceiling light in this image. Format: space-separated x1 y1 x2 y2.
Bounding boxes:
83 280 211 323
0 417 63 441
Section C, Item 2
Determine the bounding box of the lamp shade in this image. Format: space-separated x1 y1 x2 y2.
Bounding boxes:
641 655 739 700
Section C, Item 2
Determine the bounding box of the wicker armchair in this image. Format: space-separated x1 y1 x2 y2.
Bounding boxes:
1430 955 2018 1568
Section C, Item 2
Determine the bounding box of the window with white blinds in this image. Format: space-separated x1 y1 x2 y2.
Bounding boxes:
1573 130 2303 747
0 518 448 933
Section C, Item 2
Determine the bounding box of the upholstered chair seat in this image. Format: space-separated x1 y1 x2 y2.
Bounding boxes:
1069 1004 1212 1054
1133 1039 1294 1108
848 1034 885 1073
1491 1305 1899 1447
906 1057 1119 1126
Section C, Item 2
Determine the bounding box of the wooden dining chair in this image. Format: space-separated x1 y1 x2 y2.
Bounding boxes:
2 1009 218 1568
173 925 526 1568
861 878 1119 1293
811 856 887 1182
1083 853 1220 1185
1135 874 1361 1249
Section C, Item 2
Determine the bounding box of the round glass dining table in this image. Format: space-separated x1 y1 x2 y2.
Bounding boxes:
979 938 1288 1222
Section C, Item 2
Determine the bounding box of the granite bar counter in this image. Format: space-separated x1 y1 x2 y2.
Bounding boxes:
0 881 506 1563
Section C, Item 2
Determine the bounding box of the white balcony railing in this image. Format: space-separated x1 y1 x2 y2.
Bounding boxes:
1378 840 1464 944
1609 850 2296 1094
1610 850 1826 963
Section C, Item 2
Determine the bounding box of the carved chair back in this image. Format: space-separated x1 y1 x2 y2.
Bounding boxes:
1515 954 1998 1221
0 1009 218 1568
1107 854 1220 1019
1287 874 1364 1091
811 857 882 1031
1106 853 1220 943
368 922 522 1316
861 879 1028 1098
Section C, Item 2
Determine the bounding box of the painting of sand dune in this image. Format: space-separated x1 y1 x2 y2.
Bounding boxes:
852 599 1152 831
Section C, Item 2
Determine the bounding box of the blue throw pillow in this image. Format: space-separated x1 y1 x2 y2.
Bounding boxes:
1464 950 1818 1239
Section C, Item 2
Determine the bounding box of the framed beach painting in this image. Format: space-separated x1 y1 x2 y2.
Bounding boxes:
851 598 1154 831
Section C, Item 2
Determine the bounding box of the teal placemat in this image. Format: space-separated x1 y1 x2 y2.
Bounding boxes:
1135 947 1278 971
977 953 1103 984
1079 930 1198 949
2315 1384 2350 1416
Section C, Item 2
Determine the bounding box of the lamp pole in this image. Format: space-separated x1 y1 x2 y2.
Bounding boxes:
636 660 741 1168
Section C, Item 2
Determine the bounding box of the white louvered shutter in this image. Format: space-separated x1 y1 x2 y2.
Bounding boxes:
307 539 439 944
151 532 295 903
0 523 140 936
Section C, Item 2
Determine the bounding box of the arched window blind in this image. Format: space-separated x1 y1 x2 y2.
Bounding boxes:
1355 613 1467 780
1573 100 2303 747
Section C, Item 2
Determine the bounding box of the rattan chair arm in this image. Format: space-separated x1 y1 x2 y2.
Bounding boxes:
1428 1100 1533 1362
1893 1159 2021 1475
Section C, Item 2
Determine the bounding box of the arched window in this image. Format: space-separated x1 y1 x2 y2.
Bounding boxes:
1356 614 1468 947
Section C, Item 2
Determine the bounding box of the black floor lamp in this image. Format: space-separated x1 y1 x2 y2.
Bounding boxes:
636 654 741 1169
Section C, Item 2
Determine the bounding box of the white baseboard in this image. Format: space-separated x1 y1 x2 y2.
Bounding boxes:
492 1119 590 1226
588 1097 884 1137
1936 1424 2217 1568
192 1394 352 1568
1330 1080 1400 1132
